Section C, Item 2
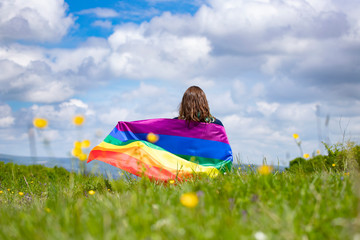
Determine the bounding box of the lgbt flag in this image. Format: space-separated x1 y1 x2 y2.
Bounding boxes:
87 118 233 181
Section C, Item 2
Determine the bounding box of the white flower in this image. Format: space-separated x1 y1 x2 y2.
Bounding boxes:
254 232 267 240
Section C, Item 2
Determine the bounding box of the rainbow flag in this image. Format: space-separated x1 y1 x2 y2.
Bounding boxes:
87 118 233 181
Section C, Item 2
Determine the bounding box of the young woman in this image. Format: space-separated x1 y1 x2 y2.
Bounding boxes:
175 86 223 126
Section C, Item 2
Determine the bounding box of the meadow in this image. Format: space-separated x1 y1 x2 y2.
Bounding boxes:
0 145 359 240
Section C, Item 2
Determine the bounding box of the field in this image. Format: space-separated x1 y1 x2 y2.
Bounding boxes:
0 159 359 240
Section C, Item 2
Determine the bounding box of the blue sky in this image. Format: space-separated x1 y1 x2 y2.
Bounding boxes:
54 0 203 47
1 0 360 165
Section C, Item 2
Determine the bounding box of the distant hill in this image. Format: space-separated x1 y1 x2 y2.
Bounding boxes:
0 153 123 178
0 153 73 170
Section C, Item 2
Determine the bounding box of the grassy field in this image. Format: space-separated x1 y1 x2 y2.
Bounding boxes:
0 160 359 240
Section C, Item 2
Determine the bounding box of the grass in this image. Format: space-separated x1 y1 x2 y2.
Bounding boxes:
0 161 359 240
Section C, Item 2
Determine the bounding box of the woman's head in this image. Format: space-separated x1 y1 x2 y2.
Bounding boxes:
179 86 212 122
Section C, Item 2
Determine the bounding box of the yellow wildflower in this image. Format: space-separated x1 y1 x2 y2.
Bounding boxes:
258 165 273 175
332 163 336 167
180 192 199 208
0 190 3 194
73 115 85 126
74 141 82 149
81 139 91 148
71 147 82 157
146 133 159 143
293 133 299 139
45 208 51 213
18 192 24 196
7 189 10 191
33 118 48 129
169 180 175 184
303 153 310 159
78 153 88 161
88 190 95 195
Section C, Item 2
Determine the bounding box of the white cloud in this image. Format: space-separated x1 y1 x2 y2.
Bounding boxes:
146 0 206 8
0 59 24 82
60 99 89 110
29 99 93 128
41 129 60 142
1 0 360 163
0 42 111 103
256 102 279 117
0 104 14 127
107 24 211 79
92 20 113 29
122 82 165 99
0 58 76 103
24 79 75 103
98 108 130 125
211 91 239 115
48 43 111 73
77 8 119 18
0 0 74 42
0 44 45 67
185 77 215 88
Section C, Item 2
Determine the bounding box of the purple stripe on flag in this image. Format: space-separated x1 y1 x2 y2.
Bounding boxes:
115 118 230 144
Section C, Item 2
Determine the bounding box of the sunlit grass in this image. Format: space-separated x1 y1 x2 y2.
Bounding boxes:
0 161 359 240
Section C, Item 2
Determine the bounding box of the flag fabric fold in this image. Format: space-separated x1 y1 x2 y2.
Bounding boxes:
87 118 233 181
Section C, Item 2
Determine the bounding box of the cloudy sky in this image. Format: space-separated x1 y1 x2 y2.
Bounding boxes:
0 0 359 165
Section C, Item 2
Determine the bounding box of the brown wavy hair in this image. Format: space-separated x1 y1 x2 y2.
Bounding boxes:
179 86 213 123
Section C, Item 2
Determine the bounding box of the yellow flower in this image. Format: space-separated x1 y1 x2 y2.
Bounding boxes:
88 190 95 195
7 189 10 191
169 180 175 184
18 192 24 196
71 147 82 157
332 163 336 167
344 172 350 176
257 165 273 175
180 192 199 208
73 115 85 126
0 190 3 194
293 133 299 139
107 189 111 192
78 153 87 161
303 153 310 159
81 139 91 148
45 208 51 213
316 150 321 155
146 133 159 143
33 118 48 129
74 141 82 149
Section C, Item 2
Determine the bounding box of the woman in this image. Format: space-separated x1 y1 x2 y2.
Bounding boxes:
87 85 232 180
176 86 223 126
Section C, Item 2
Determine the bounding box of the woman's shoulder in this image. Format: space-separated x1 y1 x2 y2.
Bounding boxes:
173 116 223 126
212 117 223 126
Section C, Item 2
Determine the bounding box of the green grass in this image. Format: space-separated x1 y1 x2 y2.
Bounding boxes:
0 162 359 240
